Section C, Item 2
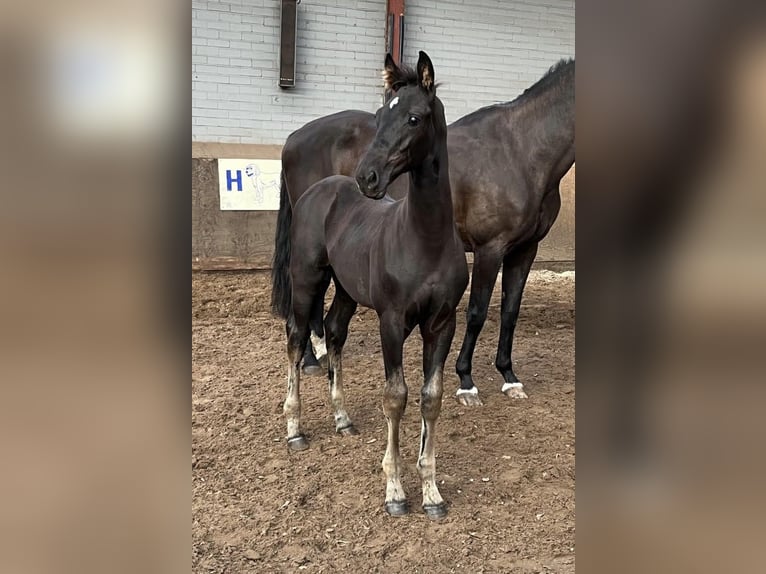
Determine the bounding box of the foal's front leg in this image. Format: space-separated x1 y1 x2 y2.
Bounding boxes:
379 313 409 516
419 314 457 519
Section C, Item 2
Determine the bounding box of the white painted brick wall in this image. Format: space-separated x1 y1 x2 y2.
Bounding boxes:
192 0 575 143
403 0 575 123
192 0 387 144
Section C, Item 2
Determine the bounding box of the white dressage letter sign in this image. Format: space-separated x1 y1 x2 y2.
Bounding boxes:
218 158 282 210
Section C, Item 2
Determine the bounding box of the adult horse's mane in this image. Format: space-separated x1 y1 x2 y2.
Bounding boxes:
518 57 574 101
451 57 574 126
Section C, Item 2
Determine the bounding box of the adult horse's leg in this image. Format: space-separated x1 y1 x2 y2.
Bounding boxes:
284 271 323 451
323 280 359 435
418 314 456 519
455 249 503 406
302 275 330 376
379 312 410 516
495 242 538 399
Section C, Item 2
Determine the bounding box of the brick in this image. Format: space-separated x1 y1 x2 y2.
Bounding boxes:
194 28 219 39
206 21 231 31
194 45 220 57
219 31 242 40
218 13 242 23
229 58 252 67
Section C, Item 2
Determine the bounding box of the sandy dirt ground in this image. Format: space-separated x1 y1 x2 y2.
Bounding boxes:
192 269 575 573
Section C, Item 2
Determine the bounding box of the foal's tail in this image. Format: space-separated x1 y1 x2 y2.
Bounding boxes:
270 172 292 319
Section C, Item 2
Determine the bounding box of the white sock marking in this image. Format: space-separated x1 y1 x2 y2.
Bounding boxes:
310 332 327 359
455 387 478 396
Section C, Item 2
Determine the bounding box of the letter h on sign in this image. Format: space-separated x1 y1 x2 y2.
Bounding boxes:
226 169 243 191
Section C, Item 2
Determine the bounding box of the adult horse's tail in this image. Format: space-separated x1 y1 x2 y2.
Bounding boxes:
270 172 292 319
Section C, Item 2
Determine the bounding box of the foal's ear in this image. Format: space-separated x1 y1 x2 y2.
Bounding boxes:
382 53 406 92
417 51 435 93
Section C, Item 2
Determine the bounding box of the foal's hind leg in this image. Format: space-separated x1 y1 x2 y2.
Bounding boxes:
418 314 457 519
324 280 358 435
379 312 410 516
495 243 538 399
455 249 503 406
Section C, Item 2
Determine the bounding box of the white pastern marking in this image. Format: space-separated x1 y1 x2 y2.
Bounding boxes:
502 382 524 393
455 387 479 396
389 96 400 109
310 332 327 359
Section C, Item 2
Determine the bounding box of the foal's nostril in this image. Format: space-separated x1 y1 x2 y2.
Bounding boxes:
366 170 378 186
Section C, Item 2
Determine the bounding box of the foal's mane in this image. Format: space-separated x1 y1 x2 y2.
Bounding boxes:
382 61 441 92
381 63 418 91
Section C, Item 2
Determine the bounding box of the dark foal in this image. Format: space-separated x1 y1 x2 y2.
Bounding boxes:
272 59 575 405
273 52 468 518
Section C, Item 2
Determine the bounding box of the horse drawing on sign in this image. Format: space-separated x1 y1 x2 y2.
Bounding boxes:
245 163 280 204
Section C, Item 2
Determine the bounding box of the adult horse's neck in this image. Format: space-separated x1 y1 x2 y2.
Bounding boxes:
513 72 575 185
403 130 454 244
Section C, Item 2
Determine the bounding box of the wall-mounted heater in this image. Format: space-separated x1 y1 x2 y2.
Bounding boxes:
279 0 298 88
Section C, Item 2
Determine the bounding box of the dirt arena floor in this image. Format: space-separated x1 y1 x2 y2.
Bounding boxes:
192 269 575 573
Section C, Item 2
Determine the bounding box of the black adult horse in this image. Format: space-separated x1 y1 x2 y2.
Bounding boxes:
273 52 468 519
272 58 575 406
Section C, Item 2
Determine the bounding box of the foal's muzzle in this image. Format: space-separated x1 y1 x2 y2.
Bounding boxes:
355 169 386 199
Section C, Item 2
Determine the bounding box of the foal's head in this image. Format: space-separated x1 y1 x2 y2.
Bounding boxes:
355 51 444 199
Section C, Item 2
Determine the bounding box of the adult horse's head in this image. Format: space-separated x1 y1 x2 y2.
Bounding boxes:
355 51 443 199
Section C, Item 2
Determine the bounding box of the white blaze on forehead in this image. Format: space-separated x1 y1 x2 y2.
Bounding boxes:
389 96 400 109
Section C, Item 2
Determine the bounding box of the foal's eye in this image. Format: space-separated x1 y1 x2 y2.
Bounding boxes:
408 115 420 127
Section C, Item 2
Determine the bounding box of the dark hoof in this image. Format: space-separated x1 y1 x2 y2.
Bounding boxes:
423 503 448 520
384 500 410 516
302 363 323 376
337 424 359 436
287 435 309 451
